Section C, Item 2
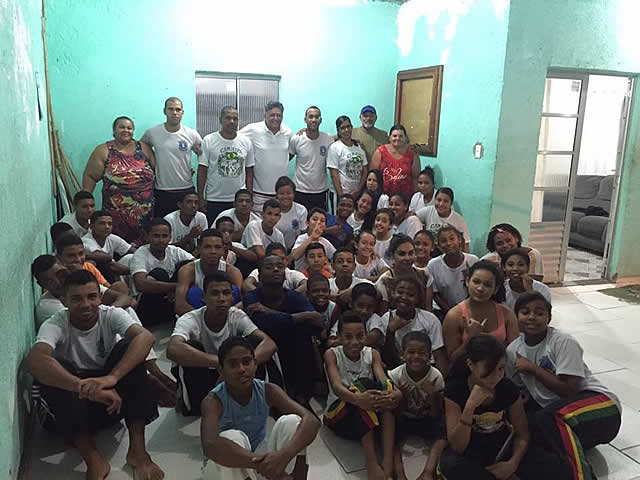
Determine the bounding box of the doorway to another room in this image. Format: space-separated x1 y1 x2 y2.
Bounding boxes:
528 73 633 284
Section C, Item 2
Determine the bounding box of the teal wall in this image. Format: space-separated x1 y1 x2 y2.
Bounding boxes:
395 0 511 253
46 0 401 196
492 0 640 278
0 0 53 477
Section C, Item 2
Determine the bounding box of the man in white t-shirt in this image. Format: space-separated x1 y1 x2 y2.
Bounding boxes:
197 106 255 225
130 218 194 325
163 192 208 254
289 106 333 211
61 190 96 237
26 270 164 480
141 97 203 217
241 199 285 264
83 210 136 282
240 101 292 213
168 271 277 416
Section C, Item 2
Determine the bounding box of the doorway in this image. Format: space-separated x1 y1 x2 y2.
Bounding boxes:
528 73 633 284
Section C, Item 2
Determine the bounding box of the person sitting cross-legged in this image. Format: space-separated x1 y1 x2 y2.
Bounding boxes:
167 271 278 416
240 198 285 265
163 191 208 254
201 336 320 480
26 270 164 480
243 254 325 405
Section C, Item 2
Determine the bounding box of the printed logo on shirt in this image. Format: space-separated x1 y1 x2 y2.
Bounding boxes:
345 153 364 180
538 355 555 373
178 140 189 151
472 410 506 433
217 147 244 177
384 167 408 184
320 146 328 157
291 219 300 231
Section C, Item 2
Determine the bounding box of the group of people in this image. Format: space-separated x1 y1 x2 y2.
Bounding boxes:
25 98 621 480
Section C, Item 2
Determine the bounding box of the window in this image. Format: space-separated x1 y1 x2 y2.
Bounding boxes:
394 65 444 157
195 73 280 137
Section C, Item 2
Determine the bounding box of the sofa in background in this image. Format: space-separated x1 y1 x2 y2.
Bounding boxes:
542 174 614 254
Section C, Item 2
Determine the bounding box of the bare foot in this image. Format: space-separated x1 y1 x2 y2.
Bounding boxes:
85 453 110 480
126 453 165 480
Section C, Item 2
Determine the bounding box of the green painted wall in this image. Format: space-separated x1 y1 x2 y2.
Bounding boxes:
492 0 640 278
46 0 401 197
0 0 53 477
395 0 511 253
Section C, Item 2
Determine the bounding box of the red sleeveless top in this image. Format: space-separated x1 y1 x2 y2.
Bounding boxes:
378 145 414 197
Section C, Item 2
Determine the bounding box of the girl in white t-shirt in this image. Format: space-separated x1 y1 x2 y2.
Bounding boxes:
417 187 471 253
274 176 308 250
409 166 436 212
364 169 389 209
483 223 545 282
389 192 423 239
327 116 368 195
413 229 435 271
501 248 551 311
348 189 376 236
373 208 394 261
354 230 390 282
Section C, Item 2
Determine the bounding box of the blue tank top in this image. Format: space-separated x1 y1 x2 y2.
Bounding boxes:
212 379 269 451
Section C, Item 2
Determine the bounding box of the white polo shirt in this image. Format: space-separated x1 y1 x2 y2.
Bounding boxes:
289 132 333 193
199 131 255 202
240 121 292 195
141 124 202 190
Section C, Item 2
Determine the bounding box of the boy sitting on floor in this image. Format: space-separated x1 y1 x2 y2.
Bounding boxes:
26 270 164 480
61 190 96 237
242 242 306 294
301 242 332 279
389 332 447 480
324 311 401 480
167 271 278 416
201 336 320 480
163 192 208 254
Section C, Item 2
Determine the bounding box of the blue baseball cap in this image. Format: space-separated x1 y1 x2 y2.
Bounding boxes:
360 105 377 115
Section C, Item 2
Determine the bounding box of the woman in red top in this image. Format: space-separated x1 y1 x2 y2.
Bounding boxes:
369 124 421 198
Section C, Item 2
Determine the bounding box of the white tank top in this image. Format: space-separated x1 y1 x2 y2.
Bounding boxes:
326 345 374 408
194 258 227 289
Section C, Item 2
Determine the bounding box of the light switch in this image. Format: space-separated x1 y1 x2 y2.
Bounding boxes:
473 142 484 159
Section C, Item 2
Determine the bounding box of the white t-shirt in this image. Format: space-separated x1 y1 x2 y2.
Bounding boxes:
130 244 194 277
248 267 307 290
292 234 336 271
225 242 245 265
379 309 444 355
396 215 423 239
346 213 365 235
506 328 621 413
82 231 131 258
389 364 444 418
409 191 434 212
61 212 88 237
289 132 333 193
240 121 292 195
377 194 389 209
35 305 136 370
416 206 471 244
326 141 367 194
276 203 308 250
374 236 392 261
503 280 552 311
241 220 285 250
329 312 382 339
325 346 375 410
199 131 255 202
163 210 208 245
328 277 373 296
141 124 202 190
354 257 389 279
427 254 479 307
171 306 257 356
374 269 434 303
213 208 261 232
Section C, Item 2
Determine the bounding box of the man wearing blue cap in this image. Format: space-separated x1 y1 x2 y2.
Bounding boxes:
352 105 389 163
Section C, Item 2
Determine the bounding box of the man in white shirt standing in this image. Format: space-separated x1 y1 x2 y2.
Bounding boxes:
142 97 203 218
240 101 292 213
197 106 255 225
289 106 333 212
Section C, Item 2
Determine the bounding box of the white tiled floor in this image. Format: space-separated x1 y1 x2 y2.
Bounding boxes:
21 284 640 480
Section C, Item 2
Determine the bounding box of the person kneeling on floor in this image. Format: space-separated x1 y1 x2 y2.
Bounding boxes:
26 270 164 480
201 336 320 480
